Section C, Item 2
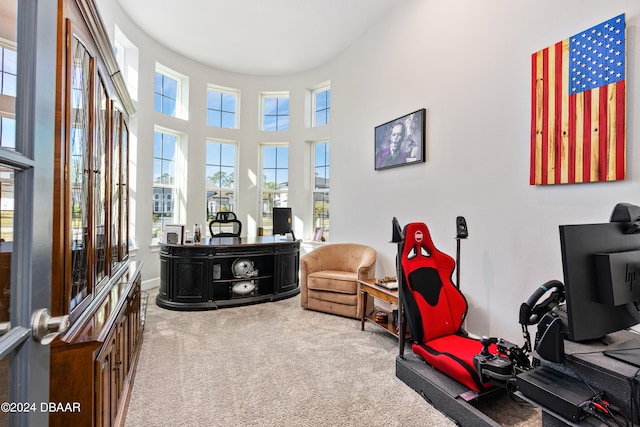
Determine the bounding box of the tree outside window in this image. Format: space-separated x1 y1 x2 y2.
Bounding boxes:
206 141 236 220
261 145 288 233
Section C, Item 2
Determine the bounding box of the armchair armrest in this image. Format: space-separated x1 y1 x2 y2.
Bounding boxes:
356 247 377 280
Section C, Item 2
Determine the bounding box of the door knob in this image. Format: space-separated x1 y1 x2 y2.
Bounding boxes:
0 321 9 336
31 308 70 345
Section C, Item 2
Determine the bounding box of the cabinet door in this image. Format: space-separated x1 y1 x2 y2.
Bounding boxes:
68 32 94 312
173 258 207 302
128 283 141 360
120 121 129 261
277 252 299 293
110 108 122 270
94 76 109 289
116 309 129 396
95 335 116 427
159 253 170 298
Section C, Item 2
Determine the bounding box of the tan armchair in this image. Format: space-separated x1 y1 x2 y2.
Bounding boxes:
300 243 377 319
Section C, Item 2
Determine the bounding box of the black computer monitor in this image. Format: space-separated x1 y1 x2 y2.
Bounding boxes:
272 207 295 240
559 222 640 342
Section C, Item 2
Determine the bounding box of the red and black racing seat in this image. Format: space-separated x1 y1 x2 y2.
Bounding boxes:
400 222 499 393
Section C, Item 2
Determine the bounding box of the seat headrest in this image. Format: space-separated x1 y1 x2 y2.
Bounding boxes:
215 212 237 221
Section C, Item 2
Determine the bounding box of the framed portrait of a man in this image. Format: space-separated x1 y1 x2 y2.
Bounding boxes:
374 109 426 171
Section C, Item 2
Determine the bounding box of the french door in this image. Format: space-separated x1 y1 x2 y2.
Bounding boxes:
0 0 59 426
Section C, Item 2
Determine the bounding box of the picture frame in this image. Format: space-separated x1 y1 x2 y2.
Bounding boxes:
313 227 324 241
374 108 426 171
164 224 185 245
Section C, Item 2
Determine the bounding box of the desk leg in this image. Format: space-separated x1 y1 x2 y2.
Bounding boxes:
361 290 368 331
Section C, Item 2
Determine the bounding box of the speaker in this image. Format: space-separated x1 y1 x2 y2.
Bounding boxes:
456 216 468 239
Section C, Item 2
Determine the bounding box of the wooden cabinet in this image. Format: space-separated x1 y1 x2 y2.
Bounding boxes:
52 0 134 319
48 0 140 426
157 237 300 310
50 262 143 427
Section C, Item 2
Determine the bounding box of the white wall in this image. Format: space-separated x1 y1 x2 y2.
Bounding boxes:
98 0 640 342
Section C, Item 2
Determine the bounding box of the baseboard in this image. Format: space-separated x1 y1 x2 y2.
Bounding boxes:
142 277 159 291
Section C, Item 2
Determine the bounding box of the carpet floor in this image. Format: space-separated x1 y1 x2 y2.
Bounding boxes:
124 289 540 426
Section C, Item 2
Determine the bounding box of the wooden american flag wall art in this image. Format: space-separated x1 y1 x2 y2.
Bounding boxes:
530 14 626 185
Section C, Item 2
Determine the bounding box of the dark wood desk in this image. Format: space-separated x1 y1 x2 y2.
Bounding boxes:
157 236 300 310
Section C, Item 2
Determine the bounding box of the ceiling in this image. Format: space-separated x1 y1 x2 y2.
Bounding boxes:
116 0 400 76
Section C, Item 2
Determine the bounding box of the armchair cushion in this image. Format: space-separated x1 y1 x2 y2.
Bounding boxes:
307 270 358 294
300 243 376 319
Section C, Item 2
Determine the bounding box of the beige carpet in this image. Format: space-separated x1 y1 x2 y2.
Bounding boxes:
124 289 540 426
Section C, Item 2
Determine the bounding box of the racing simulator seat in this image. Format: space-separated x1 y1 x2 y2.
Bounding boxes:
393 217 609 425
397 220 516 393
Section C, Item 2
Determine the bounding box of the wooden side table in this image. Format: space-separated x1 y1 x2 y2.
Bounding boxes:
358 278 407 338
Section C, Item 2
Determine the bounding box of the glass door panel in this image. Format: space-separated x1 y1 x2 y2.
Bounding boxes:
95 78 108 289
120 121 128 260
0 2 17 425
69 35 93 311
111 109 121 269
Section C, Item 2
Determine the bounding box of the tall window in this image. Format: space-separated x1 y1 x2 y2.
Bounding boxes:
154 71 176 116
152 130 178 243
0 45 17 97
0 42 15 227
114 25 139 101
313 141 330 239
313 87 330 127
154 64 188 118
206 140 236 220
0 116 15 149
261 92 289 131
207 85 238 128
261 144 288 234
0 43 16 150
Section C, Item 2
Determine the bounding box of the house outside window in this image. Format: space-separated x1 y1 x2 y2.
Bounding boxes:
152 130 179 243
207 85 239 128
261 144 288 234
206 140 236 220
313 141 330 240
261 92 289 131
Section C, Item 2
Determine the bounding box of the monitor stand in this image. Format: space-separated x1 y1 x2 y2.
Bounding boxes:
603 338 640 368
277 230 296 241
